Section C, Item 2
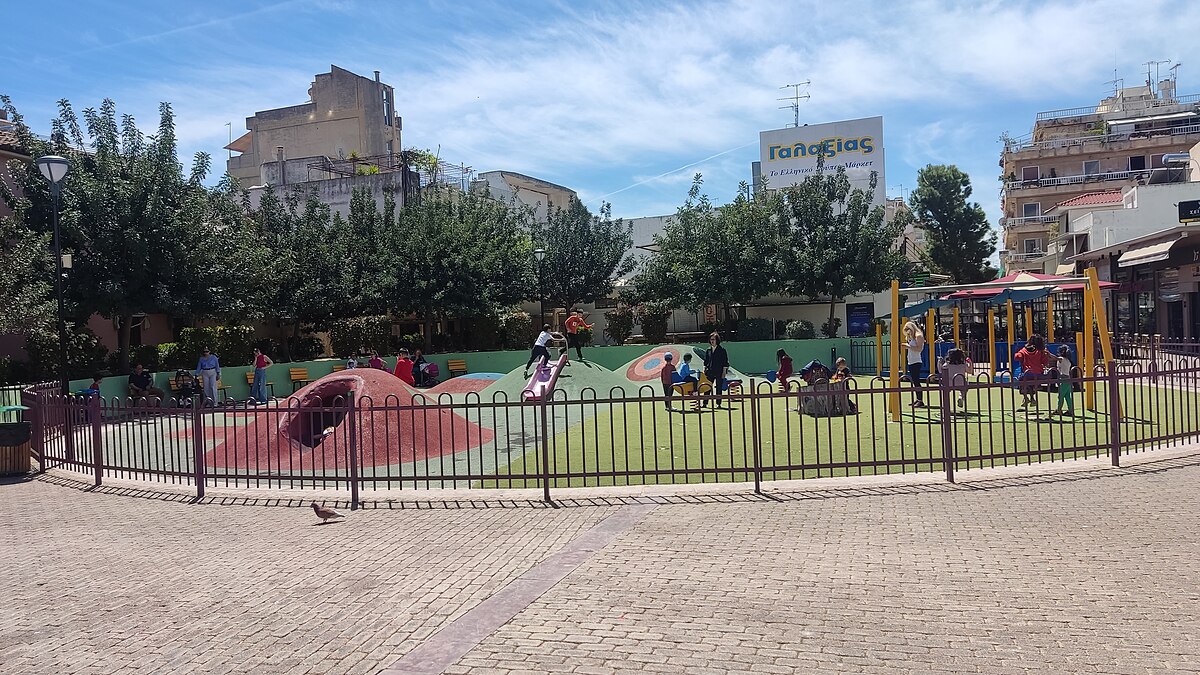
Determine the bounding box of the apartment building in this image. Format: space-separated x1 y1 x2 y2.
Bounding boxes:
226 65 402 186
999 73 1200 273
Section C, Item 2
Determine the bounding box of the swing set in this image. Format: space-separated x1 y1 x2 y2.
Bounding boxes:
881 268 1117 422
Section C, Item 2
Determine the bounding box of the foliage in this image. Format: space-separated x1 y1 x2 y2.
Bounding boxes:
821 316 842 339
0 356 36 386
736 318 773 341
156 342 189 371
637 177 778 311
575 326 594 348
0 200 53 336
907 164 998 283
531 197 634 311
785 320 816 340
354 164 380 176
396 332 425 351
328 315 393 358
499 311 533 350
604 305 635 345
464 313 503 352
774 165 909 331
214 325 257 366
636 302 671 344
287 335 324 361
24 325 109 380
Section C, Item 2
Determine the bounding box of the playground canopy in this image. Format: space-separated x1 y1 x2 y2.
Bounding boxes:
944 272 1116 300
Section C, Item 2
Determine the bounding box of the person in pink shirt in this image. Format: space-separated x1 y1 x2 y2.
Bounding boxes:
250 348 273 404
393 349 415 386
1014 334 1052 412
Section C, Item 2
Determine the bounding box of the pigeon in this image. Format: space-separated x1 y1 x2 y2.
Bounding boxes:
311 502 345 523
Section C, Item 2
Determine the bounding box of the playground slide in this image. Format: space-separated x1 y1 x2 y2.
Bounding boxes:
522 353 568 400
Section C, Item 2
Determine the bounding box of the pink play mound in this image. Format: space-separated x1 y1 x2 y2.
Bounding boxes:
419 373 503 397
206 369 494 472
626 347 684 382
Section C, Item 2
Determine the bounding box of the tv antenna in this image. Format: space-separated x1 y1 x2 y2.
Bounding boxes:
1104 68 1122 97
1144 59 1170 88
778 81 811 128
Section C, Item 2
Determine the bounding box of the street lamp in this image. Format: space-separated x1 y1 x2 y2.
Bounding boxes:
533 247 546 327
37 155 71 395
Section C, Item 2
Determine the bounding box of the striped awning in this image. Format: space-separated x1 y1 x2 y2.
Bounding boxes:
1117 240 1177 268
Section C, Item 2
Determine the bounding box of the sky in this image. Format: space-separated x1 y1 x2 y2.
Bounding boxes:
4 0 1200 230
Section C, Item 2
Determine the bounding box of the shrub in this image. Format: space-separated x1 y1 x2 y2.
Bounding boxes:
24 326 109 381
500 311 533 350
129 344 160 371
464 314 503 351
397 332 425 351
604 306 635 345
576 326 594 347
774 320 788 339
287 335 324 361
328 315 393 358
0 356 36 386
215 325 256 366
157 342 188 371
177 327 219 364
736 318 772 341
252 337 282 359
785 320 816 340
821 317 842 339
637 302 671 344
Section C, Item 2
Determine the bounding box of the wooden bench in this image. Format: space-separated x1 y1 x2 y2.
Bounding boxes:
244 371 276 398
290 368 310 392
331 364 346 372
215 378 231 403
447 359 468 377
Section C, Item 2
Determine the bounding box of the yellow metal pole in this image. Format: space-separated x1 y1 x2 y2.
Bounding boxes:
1046 294 1055 345
987 308 996 380
875 321 883 378
952 307 960 346
1083 282 1095 410
1086 267 1116 366
1006 300 1016 369
889 279 901 421
1024 305 1034 340
926 307 936 373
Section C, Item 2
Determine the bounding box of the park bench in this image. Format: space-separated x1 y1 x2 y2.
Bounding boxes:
244 370 275 398
332 364 346 372
447 359 468 377
290 368 310 392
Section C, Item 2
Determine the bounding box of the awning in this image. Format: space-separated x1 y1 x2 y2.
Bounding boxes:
898 297 956 318
1055 263 1076 275
1118 239 1177 268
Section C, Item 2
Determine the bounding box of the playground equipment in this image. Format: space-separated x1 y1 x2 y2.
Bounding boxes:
522 353 568 400
887 269 1116 422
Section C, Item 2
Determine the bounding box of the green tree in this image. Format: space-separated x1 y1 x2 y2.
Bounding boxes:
531 196 634 315
0 207 53 337
775 167 908 332
0 96 251 371
907 164 998 283
388 185 534 347
637 176 778 314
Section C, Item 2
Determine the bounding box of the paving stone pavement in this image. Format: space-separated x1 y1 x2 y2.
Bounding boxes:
3 451 1200 674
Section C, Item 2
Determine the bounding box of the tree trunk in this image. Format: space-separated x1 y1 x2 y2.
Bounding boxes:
118 314 133 373
828 300 838 338
423 313 435 353
278 319 292 362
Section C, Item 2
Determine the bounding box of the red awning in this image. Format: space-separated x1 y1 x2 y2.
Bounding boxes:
944 272 1116 300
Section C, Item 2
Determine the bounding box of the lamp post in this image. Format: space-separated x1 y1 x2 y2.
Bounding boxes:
37 155 71 395
533 247 546 327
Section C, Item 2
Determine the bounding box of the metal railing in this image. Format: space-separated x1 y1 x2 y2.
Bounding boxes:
1002 215 1059 229
22 358 1200 503
1004 169 1152 191
1006 121 1200 152
1034 93 1200 122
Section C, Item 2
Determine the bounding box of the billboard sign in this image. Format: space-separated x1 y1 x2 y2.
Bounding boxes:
1180 199 1200 223
759 116 884 207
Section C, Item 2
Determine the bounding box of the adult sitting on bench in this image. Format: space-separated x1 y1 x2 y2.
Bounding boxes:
128 363 164 400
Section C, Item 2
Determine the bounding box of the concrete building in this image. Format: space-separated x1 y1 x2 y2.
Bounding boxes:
471 171 577 223
226 65 402 187
999 71 1200 273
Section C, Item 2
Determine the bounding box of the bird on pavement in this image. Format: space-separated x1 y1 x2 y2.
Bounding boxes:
311 502 345 523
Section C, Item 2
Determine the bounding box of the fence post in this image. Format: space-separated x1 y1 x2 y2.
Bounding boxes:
1107 360 1121 467
27 391 45 472
539 399 552 503
347 392 360 510
938 376 955 483
90 396 103 487
191 397 206 499
748 379 762 494
64 395 76 464
1150 335 1159 384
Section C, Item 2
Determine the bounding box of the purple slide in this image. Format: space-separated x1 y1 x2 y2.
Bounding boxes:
522 353 568 400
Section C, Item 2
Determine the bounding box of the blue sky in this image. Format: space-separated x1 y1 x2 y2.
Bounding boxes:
4 0 1200 229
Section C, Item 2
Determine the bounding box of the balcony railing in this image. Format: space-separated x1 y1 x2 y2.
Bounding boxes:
1034 93 1200 122
1004 121 1200 153
1001 214 1058 229
1004 168 1153 191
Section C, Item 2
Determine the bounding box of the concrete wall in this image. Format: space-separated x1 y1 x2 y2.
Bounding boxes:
247 171 407 218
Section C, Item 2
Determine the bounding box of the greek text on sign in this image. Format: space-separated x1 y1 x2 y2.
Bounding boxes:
759 116 885 207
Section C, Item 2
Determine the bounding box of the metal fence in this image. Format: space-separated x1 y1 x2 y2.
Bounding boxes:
20 357 1200 505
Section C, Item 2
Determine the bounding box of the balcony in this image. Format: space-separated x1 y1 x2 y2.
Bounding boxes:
1004 121 1200 153
1001 214 1058 228
999 250 1048 273
1034 93 1200 122
1004 169 1153 191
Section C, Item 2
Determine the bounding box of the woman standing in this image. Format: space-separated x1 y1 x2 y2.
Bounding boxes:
902 322 926 407
250 347 273 404
704 332 730 409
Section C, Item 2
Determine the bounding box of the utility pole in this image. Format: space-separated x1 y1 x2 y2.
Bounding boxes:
777 81 811 128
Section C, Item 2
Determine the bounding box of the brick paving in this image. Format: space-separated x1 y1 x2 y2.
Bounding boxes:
3 450 1200 674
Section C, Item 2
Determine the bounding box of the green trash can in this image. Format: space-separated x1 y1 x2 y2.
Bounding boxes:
0 406 32 475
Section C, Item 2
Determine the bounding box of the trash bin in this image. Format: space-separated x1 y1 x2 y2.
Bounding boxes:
0 408 32 475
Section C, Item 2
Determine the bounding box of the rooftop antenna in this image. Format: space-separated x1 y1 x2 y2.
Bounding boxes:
1104 68 1122 97
1145 59 1170 93
778 81 811 128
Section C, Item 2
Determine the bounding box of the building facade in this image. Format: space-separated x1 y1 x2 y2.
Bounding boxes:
999 75 1200 273
226 65 402 187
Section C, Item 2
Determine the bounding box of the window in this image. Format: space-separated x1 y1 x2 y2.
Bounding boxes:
1083 160 1099 175
1021 166 1040 182
1023 238 1043 254
1151 153 1167 169
1128 155 1147 171
1022 203 1041 218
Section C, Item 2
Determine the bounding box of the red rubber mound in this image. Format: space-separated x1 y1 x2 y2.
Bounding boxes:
625 347 683 381
205 369 494 472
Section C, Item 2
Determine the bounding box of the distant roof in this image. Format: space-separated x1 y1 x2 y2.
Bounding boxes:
225 131 252 154
1047 190 1123 212
0 126 24 154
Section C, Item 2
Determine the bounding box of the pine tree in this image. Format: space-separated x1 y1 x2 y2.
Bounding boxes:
908 164 998 283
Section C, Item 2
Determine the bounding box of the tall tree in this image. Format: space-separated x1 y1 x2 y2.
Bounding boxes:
908 164 998 283
531 196 634 314
0 215 53 336
775 167 909 331
0 96 246 370
637 176 779 313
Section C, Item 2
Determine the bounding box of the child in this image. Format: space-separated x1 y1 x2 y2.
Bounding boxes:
660 352 677 411
1013 334 1052 412
678 352 699 397
393 349 415 386
831 357 852 382
1053 345 1075 417
776 349 794 391
368 350 385 370
940 347 970 411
